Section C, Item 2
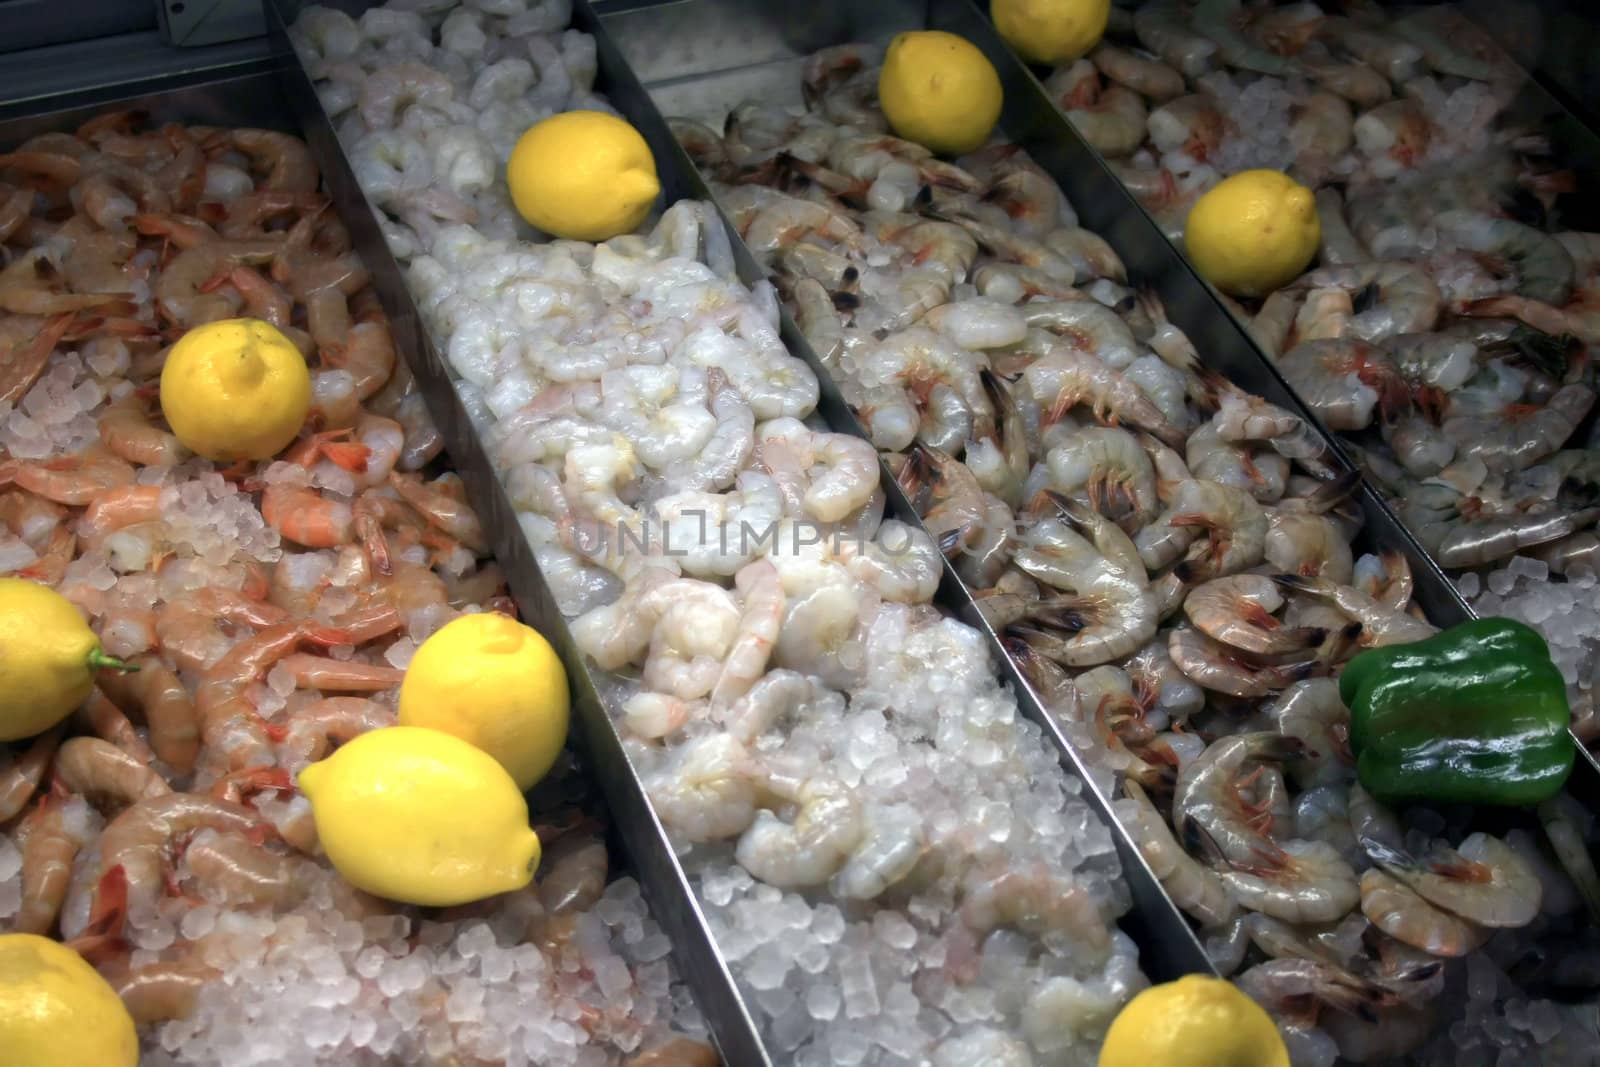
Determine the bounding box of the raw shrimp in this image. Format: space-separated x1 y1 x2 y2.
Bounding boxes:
52 737 172 812
638 579 742 700
97 392 187 468
1360 869 1490 957
1117 779 1238 926
1313 188 1368 266
1192 0 1298 75
1352 98 1432 175
1270 678 1353 789
1266 509 1354 583
278 696 395 764
1276 338 1408 431
645 733 762 843
743 197 863 257
13 794 101 935
1298 262 1442 342
1021 342 1183 446
89 792 269 922
388 470 486 551
1134 0 1218 78
895 441 987 555
921 300 1028 351
1146 94 1229 161
735 777 863 888
1043 426 1158 525
959 861 1112 954
96 655 199 773
195 622 343 778
1361 833 1542 928
1442 382 1595 472
1273 574 1438 646
1172 731 1301 866
1021 300 1140 368
1051 69 1149 159
181 830 310 908
1392 7 1507 82
1169 627 1318 698
1183 574 1324 655
1093 43 1186 101
707 559 783 707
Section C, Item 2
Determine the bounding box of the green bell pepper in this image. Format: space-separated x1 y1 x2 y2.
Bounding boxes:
1340 617 1574 807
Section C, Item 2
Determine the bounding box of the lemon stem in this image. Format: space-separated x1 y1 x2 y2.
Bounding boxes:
88 648 138 673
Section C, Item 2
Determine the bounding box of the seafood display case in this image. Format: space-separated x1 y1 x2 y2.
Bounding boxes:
3 0 1600 1064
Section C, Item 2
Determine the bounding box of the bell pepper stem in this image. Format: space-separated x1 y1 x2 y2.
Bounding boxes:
88 648 138 673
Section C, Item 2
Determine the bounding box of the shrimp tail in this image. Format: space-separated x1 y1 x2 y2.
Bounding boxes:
87 864 131 939
1358 834 1413 871
1270 572 1332 598
1303 469 1362 511
978 366 1012 418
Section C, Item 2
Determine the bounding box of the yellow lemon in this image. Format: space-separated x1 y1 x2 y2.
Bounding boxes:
992 0 1110 65
0 578 129 742
0 933 138 1067
1184 169 1321 298
298 726 541 906
506 111 660 241
1100 975 1289 1067
159 317 311 461
878 30 1004 156
398 613 570 791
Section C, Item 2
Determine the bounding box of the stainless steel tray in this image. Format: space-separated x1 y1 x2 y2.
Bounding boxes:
595 0 1600 940
268 0 1231 1037
0 49 765 1067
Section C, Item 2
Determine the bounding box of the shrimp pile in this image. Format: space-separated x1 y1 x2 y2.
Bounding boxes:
0 112 715 1066
299 3 1150 1064
660 40 1600 1065
1021 3 1600 718
1061 1 1522 238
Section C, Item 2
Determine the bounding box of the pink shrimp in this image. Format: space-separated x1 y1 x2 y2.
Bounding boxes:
321 318 396 400
273 653 405 692
261 480 355 549
73 689 158 766
181 829 311 908
0 311 75 404
199 265 291 327
194 622 347 778
275 696 395 764
97 393 187 467
154 587 289 673
97 655 200 773
90 793 271 928
13 791 99 936
0 446 137 506
79 484 165 542
51 736 172 813
99 958 220 1024
0 725 65 821
388 470 487 552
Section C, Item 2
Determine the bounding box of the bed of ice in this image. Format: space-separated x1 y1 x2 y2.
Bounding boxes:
1460 557 1597 727
132 865 705 1067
